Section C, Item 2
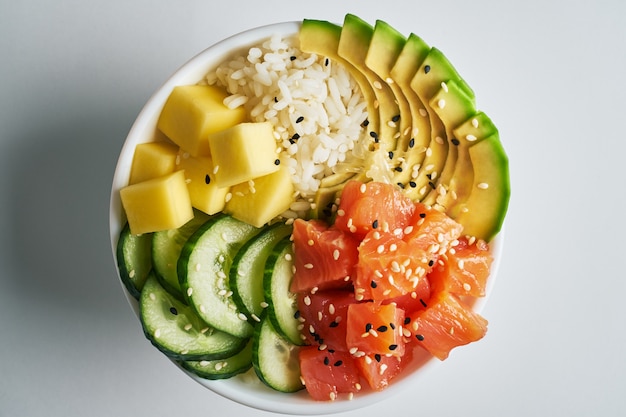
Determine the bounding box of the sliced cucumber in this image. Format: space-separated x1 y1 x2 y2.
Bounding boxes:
178 213 261 338
229 222 293 324
263 237 303 345
116 222 152 299
139 273 246 361
181 339 253 380
252 315 304 393
152 210 211 300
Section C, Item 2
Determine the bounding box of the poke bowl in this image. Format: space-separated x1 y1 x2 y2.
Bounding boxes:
109 15 509 415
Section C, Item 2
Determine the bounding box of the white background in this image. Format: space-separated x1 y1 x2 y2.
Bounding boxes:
1 0 625 416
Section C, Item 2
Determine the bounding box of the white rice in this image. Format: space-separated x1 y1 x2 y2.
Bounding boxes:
204 34 368 200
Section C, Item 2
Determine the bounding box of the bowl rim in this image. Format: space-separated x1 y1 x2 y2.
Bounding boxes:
109 20 505 415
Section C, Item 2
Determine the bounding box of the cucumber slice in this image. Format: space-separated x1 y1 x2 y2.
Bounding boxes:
252 315 304 393
229 222 292 323
263 237 303 345
178 213 261 338
139 274 246 361
181 339 253 380
116 222 152 299
152 210 211 300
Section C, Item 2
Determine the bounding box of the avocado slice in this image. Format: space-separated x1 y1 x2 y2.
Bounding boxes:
388 33 433 193
454 132 510 241
365 20 412 150
338 14 401 157
423 79 477 207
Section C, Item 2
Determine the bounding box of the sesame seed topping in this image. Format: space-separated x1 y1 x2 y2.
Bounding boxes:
415 334 425 341
184 323 192 331
304 263 314 269
303 295 311 306
463 282 472 291
477 182 489 189
437 99 446 109
466 134 477 142
333 249 340 260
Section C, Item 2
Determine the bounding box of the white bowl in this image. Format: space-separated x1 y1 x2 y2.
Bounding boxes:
109 21 504 415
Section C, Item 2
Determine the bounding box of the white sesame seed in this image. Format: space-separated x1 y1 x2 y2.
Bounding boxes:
260 301 269 308
349 347 359 355
329 303 336 314
184 323 192 331
213 165 219 174
377 244 385 254
187 287 193 297
318 311 323 321
477 182 489 189
458 260 465 270
303 295 311 306
304 263 314 269
308 239 314 246
466 134 477 142
337 209 345 217
154 328 161 338
463 282 472 291
437 99 446 109
333 249 340 260
379 364 388 375
199 304 206 313
419 108 428 117
129 269 136 279
149 292 156 301
441 81 448 92
360 183 367 193
472 118 479 128
225 192 232 202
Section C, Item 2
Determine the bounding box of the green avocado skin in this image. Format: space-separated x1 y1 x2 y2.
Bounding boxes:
299 14 509 242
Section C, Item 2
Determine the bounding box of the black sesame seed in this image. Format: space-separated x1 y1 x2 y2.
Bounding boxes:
324 356 330 366
365 323 373 332
419 213 426 218
325 58 330 66
426 173 432 180
274 159 281 165
169 307 178 315
409 138 415 148
274 96 278 103
292 133 300 140
428 259 435 267
372 219 379 229
394 166 403 172
329 321 339 328
377 325 388 332
370 280 378 288
404 317 411 325
409 181 417 188
451 138 460 146
334 360 343 367
290 55 296 61
328 349 335 353
397 182 405 189
296 116 304 123
389 322 396 330
419 299 428 308
388 151 394 159
392 114 401 123
415 334 425 341
294 310 301 319
369 131 379 142
428 181 436 189
374 354 381 362
389 344 398 351
204 174 211 185
362 118 370 127
424 65 431 74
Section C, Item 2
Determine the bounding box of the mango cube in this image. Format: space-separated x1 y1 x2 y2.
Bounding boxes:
209 122 280 188
177 151 230 215
120 170 194 235
157 85 246 156
128 141 179 184
224 166 294 227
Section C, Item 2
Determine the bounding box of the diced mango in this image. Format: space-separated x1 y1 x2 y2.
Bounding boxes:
157 85 246 156
120 170 194 235
128 141 179 185
209 122 280 188
224 166 294 227
177 151 230 215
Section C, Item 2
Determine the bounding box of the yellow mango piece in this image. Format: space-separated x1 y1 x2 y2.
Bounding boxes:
157 85 246 156
224 166 294 227
177 151 230 215
209 122 280 188
128 141 179 185
120 170 194 235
